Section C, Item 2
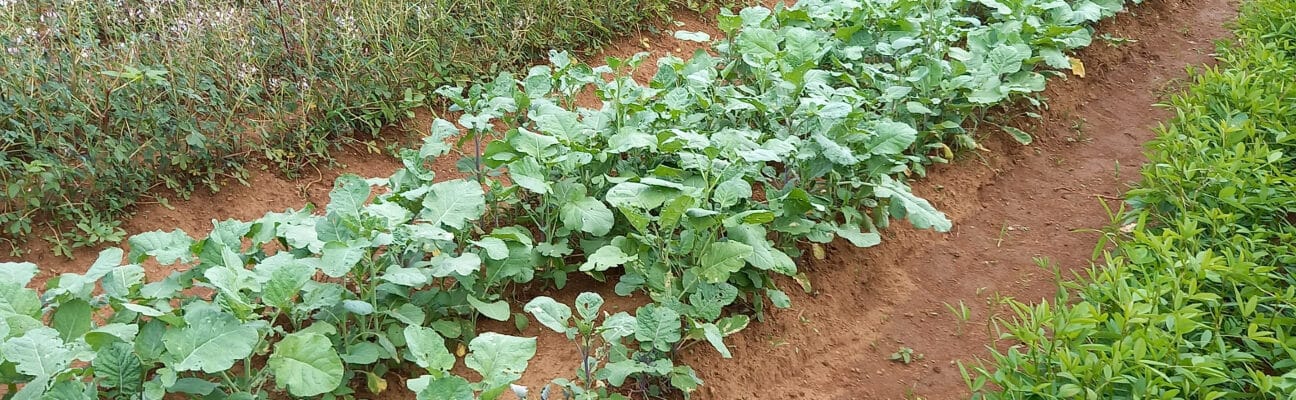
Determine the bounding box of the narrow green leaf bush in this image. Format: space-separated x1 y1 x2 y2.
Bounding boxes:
0 0 721 256
967 0 1296 397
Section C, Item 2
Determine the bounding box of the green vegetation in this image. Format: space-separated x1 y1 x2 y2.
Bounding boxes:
0 0 721 257
966 0 1296 397
0 0 1140 399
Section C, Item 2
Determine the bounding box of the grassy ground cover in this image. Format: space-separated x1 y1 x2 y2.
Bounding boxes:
967 0 1296 397
0 0 721 256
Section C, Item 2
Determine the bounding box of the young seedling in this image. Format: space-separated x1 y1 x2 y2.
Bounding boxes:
889 347 923 365
944 301 972 336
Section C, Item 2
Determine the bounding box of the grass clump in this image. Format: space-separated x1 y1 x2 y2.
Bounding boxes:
966 0 1296 398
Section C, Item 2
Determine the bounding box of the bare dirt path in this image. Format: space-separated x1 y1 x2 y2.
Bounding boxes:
681 0 1236 398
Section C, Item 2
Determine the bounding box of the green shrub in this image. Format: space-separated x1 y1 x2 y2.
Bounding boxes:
0 0 718 257
966 0 1296 397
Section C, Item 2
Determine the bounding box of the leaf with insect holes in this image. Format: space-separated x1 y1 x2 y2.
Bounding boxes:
404 325 455 372
635 305 682 352
696 241 753 283
465 333 537 392
580 245 636 272
575 292 603 321
523 297 572 334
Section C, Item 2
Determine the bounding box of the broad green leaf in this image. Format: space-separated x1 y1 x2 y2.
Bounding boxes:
599 360 643 386
262 261 315 309
673 30 711 42
429 253 482 277
696 241 753 282
600 312 637 342
606 182 674 210
128 230 194 265
574 292 604 321
381 266 429 287
867 120 919 155
813 133 858 165
523 297 572 333
0 262 38 287
320 241 365 278
635 305 682 352
342 300 375 315
532 102 583 141
728 225 796 275
507 128 560 159
737 27 779 66
163 306 258 373
713 179 752 209
688 282 739 321
1003 125 1034 145
465 333 537 390
767 289 792 308
2 327 74 377
269 332 344 397
580 245 637 272
327 174 372 216
341 342 383 365
51 299 92 342
835 224 882 247
784 27 824 65
388 304 426 326
700 323 732 358
84 323 139 350
467 296 511 321
420 180 486 230
875 176 952 232
94 342 143 395
508 157 550 194
414 375 473 400
560 197 615 236
85 248 124 280
404 325 455 372
0 282 41 318
102 265 145 300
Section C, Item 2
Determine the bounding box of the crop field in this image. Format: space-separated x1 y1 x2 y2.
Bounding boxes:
0 0 1286 399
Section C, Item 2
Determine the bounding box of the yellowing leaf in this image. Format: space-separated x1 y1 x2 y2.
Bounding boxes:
1069 57 1086 78
811 243 826 260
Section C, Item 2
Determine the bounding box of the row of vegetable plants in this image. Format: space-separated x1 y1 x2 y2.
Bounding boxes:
966 0 1296 397
0 0 1140 398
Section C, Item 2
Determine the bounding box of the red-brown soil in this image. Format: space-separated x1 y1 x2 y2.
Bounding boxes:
3 0 1236 399
680 0 1235 399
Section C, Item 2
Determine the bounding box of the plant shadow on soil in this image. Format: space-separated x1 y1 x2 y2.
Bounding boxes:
3 0 1236 398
